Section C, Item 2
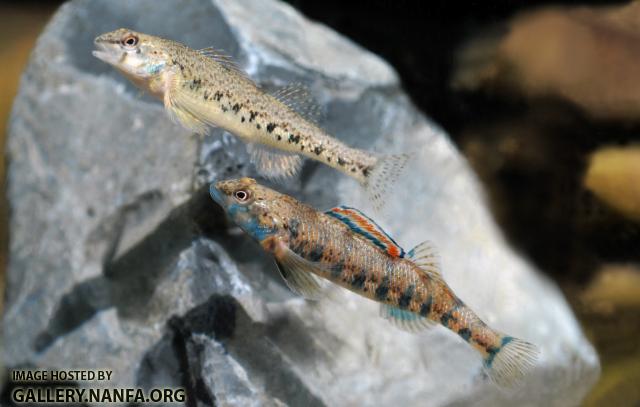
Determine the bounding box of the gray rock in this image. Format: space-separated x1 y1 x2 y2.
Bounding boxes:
3 0 599 405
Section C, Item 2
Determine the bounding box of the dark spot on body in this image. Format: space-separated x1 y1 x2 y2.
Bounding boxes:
337 157 346 166
256 124 261 130
232 103 241 113
189 78 202 91
458 328 472 342
249 111 258 122
398 285 415 309
266 123 276 133
363 167 371 177
288 219 300 239
221 105 228 113
331 260 344 278
171 59 185 72
375 275 390 301
203 90 210 100
314 146 324 155
440 310 457 327
277 135 282 141
214 91 223 102
351 271 367 289
308 245 324 262
241 116 245 122
419 295 433 317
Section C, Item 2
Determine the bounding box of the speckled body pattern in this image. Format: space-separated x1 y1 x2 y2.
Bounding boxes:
211 178 510 364
94 29 377 182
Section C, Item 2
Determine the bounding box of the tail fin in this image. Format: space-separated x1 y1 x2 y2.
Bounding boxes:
364 154 411 210
484 336 539 388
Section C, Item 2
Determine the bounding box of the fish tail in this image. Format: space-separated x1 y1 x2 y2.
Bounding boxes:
364 153 411 210
483 334 539 388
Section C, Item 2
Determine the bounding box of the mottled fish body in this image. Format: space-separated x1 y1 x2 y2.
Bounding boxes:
210 178 539 387
93 29 407 205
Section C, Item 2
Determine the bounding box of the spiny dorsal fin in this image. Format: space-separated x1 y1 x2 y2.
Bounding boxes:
380 304 437 333
407 241 443 283
325 206 405 258
274 246 327 300
271 82 323 123
197 47 251 81
246 142 302 181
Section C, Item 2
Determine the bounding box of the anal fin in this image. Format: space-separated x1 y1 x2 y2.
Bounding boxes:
380 304 437 333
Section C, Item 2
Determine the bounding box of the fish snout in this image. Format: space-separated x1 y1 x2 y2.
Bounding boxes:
209 183 225 206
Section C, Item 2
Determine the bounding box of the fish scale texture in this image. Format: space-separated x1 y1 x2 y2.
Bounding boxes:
3 0 599 405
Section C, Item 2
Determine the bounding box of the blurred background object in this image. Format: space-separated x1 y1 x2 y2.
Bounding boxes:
0 2 58 314
453 2 640 122
2 0 639 405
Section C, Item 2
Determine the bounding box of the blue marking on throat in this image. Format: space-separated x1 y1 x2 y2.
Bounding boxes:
245 218 275 241
227 204 275 242
146 62 166 74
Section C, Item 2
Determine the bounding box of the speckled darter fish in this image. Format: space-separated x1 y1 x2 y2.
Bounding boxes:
210 177 539 387
93 29 408 207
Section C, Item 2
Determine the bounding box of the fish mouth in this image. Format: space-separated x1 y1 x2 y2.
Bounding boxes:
92 40 118 65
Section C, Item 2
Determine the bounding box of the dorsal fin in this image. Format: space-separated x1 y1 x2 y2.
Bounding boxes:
325 206 405 258
407 241 443 283
271 82 323 123
197 47 251 81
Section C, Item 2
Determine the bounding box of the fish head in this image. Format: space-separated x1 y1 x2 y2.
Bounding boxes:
93 28 170 93
210 178 289 242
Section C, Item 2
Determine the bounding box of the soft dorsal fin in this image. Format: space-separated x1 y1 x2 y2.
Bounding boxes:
246 142 302 181
407 241 443 283
197 47 251 81
271 82 323 123
274 246 327 300
380 304 437 333
325 206 405 258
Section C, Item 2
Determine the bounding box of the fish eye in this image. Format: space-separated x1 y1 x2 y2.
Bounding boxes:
234 190 249 202
121 34 139 48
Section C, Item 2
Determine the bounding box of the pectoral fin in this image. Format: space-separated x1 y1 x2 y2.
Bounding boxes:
273 244 327 300
163 71 210 135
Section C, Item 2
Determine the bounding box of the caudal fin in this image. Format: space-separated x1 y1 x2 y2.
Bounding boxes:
484 336 539 388
364 154 411 210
